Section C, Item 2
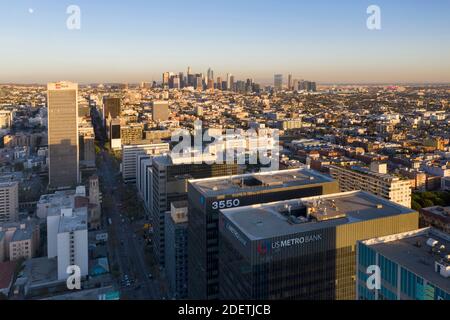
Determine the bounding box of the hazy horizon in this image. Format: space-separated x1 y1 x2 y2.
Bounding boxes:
1 0 449 84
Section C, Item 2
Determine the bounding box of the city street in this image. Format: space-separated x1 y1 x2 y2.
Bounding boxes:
92 107 162 300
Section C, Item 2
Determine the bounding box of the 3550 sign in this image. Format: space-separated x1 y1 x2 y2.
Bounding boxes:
211 199 241 210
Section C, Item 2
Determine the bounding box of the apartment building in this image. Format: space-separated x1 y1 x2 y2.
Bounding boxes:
0 220 40 262
329 165 412 208
0 181 19 223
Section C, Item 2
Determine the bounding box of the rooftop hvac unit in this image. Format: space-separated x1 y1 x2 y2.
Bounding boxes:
426 238 439 248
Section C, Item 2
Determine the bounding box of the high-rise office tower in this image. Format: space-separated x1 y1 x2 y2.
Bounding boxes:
226 73 232 91
178 72 185 88
162 72 170 87
288 74 293 90
152 101 170 122
187 74 196 87
219 191 419 300
221 81 228 91
47 81 79 189
151 154 239 267
207 68 214 85
188 169 339 300
274 74 283 91
230 75 235 92
169 75 180 89
195 75 203 91
245 78 253 93
216 77 222 90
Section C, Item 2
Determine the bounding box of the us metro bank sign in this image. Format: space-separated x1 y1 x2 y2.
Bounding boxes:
257 234 323 255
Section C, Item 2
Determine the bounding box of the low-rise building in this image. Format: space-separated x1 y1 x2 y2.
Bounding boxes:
420 206 450 234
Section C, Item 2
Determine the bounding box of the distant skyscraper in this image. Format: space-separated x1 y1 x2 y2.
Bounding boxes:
169 75 180 89
195 74 203 90
47 81 79 189
274 74 283 91
216 77 222 90
162 72 170 87
288 74 293 90
226 73 232 91
206 68 214 84
179 72 185 88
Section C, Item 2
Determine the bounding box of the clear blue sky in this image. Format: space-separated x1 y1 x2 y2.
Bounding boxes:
1 0 449 84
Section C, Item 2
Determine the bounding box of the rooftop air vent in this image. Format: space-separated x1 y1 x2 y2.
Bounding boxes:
427 238 439 248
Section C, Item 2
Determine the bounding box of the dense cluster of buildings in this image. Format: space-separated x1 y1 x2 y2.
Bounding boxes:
0 76 449 300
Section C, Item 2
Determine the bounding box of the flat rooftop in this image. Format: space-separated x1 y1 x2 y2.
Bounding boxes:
190 168 335 197
17 257 59 288
11 226 33 242
59 208 88 233
221 191 415 240
362 228 450 293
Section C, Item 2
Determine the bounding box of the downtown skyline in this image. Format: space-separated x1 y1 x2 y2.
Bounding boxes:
0 0 449 84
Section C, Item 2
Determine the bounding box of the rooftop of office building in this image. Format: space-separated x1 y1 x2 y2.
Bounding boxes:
58 207 88 233
152 151 219 167
221 191 415 240
362 228 450 293
190 168 335 197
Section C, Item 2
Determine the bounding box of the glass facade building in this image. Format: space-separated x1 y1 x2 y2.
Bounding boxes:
151 155 239 266
187 169 340 300
218 191 419 300
357 228 450 300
